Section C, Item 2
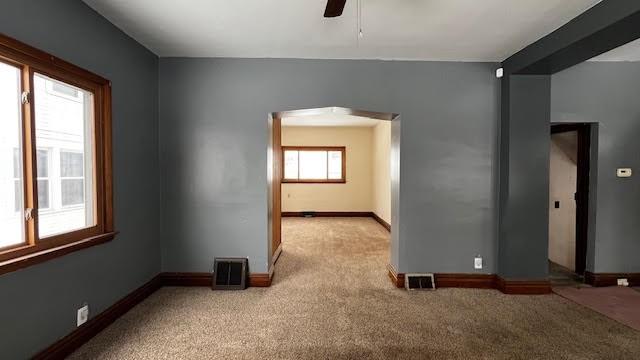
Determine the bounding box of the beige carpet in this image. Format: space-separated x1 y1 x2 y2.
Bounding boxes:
70 217 640 359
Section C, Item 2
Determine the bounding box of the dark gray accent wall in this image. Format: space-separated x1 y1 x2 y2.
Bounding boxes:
159 58 499 274
497 75 551 279
0 1 160 358
551 61 640 273
503 1 640 75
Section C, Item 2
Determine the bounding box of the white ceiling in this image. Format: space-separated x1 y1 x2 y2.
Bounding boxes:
82 0 602 61
282 114 380 127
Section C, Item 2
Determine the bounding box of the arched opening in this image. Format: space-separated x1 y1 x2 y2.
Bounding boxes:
267 107 401 281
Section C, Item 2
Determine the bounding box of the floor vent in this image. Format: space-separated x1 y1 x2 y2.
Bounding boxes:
212 258 248 290
405 273 436 290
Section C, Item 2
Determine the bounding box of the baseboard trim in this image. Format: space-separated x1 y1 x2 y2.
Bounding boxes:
282 211 372 217
371 212 391 231
386 265 551 294
34 274 162 359
584 271 640 287
495 276 551 295
249 273 272 287
435 273 496 289
160 271 272 288
387 263 405 288
160 272 211 286
282 211 391 232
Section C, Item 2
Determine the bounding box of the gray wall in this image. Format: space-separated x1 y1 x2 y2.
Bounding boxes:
159 58 499 274
497 75 551 279
0 1 160 358
551 61 640 273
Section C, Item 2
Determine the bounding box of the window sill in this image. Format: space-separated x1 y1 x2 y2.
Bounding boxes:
0 231 118 276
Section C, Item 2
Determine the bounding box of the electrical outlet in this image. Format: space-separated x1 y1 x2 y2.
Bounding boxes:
474 256 483 270
77 304 89 327
617 278 629 287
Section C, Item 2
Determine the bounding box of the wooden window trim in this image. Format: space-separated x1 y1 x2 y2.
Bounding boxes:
0 33 115 275
281 146 346 184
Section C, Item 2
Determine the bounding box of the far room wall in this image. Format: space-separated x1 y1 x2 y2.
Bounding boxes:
281 124 392 223
281 126 374 213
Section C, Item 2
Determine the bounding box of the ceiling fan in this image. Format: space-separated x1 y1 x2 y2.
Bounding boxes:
324 0 347 17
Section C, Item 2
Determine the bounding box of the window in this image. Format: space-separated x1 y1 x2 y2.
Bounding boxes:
282 146 346 183
0 33 114 274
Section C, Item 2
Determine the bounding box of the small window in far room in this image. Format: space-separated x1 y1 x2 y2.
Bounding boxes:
282 146 345 183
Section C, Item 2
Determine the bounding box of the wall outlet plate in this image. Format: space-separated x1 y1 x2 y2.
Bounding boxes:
77 304 89 327
474 256 483 270
617 278 629 286
617 168 632 178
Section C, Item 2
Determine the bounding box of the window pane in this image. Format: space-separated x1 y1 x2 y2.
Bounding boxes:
60 151 84 177
284 150 298 179
61 179 84 206
328 151 342 179
13 149 21 212
299 151 327 180
13 148 20 177
36 149 49 177
37 180 49 209
14 180 22 212
51 82 80 99
0 61 25 248
36 150 50 209
34 73 95 237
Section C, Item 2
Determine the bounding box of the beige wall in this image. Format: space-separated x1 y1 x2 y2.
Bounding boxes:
281 126 373 212
372 122 391 224
548 131 578 270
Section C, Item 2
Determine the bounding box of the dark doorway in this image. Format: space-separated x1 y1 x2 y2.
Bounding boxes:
549 123 591 285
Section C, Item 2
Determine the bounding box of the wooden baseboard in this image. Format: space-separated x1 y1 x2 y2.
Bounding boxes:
387 263 405 288
495 276 551 295
371 212 391 232
160 271 272 287
282 211 372 217
584 271 640 287
248 273 272 287
34 274 162 359
387 265 551 294
435 273 497 288
160 272 211 286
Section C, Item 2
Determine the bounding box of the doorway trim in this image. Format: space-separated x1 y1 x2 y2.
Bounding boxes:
267 107 400 275
550 123 591 276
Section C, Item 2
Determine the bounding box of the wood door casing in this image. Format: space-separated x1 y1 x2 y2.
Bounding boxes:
272 116 282 255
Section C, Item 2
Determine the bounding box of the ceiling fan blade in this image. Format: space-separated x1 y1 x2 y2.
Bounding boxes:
324 0 347 18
